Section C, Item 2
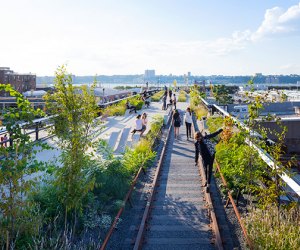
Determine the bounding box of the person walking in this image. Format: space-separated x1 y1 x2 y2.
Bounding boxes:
173 93 177 110
184 107 192 140
194 128 223 192
162 94 167 110
173 109 181 139
168 89 172 100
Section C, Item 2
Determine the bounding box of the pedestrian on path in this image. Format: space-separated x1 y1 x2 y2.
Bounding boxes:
173 109 181 139
162 94 167 110
168 89 172 99
184 107 192 140
194 128 223 192
173 94 177 110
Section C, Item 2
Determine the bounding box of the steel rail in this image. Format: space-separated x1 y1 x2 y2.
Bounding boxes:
100 109 172 250
99 166 144 250
191 119 223 250
215 161 253 249
133 110 173 250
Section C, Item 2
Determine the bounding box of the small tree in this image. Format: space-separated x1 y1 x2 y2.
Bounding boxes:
44 66 100 233
0 84 45 248
213 84 233 104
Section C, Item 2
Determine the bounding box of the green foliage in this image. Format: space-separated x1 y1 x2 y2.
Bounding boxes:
44 65 100 231
151 90 165 102
177 90 187 102
215 132 266 195
245 206 300 250
0 84 46 247
102 101 127 116
206 116 224 133
212 84 233 104
189 87 208 120
102 96 143 117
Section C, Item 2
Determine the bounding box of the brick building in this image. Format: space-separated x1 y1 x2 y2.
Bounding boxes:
0 67 36 96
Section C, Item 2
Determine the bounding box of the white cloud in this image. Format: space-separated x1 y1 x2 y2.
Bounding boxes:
207 2 300 56
252 3 300 40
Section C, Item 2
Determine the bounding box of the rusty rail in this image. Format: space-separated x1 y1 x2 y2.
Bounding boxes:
133 111 173 250
100 166 144 250
215 161 253 249
192 120 223 250
100 110 173 250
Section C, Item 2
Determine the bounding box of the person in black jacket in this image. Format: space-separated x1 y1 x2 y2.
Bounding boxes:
194 128 223 192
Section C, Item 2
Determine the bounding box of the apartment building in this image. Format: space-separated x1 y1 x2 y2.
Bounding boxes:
0 67 36 96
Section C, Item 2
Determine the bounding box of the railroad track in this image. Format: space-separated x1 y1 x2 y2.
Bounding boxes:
132 110 223 250
101 108 241 249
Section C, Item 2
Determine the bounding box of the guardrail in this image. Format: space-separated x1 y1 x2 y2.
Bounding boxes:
199 97 300 199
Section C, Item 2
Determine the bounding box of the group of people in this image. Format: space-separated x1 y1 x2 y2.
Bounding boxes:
172 107 223 193
162 89 176 110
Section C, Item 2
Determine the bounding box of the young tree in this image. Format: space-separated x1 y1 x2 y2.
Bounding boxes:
213 84 233 104
44 65 100 233
0 84 45 248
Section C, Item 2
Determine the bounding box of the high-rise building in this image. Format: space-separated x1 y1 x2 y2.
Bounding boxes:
144 69 155 78
0 67 36 96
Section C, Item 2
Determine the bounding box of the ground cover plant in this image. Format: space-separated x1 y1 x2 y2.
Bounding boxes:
177 90 187 102
151 90 165 102
189 87 208 120
101 96 144 117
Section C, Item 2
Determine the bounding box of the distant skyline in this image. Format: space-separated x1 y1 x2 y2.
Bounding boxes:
1 0 300 76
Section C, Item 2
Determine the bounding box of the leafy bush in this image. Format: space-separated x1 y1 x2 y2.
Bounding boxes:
206 116 224 133
245 206 300 250
102 102 127 116
130 97 144 110
215 132 265 194
178 90 187 102
151 90 165 102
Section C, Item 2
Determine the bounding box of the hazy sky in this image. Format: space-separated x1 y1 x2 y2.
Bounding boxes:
1 0 300 76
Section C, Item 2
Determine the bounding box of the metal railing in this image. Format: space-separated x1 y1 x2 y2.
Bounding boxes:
199 97 300 199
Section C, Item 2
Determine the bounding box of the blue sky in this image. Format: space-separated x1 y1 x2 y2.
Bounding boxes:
1 0 300 76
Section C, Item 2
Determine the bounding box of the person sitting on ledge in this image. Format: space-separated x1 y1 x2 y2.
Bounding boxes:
131 114 146 136
126 100 137 113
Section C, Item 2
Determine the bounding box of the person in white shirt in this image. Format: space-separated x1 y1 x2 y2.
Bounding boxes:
131 114 146 136
184 107 192 140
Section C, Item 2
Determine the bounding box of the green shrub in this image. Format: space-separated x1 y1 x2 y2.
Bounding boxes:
130 97 144 110
206 116 224 133
151 90 165 102
178 90 187 102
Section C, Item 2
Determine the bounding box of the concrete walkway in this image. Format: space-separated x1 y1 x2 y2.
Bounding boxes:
34 94 184 164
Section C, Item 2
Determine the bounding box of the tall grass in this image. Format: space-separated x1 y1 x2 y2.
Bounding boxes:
178 90 187 102
244 206 300 250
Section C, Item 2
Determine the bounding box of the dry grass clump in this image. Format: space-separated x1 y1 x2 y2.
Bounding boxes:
244 206 300 250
